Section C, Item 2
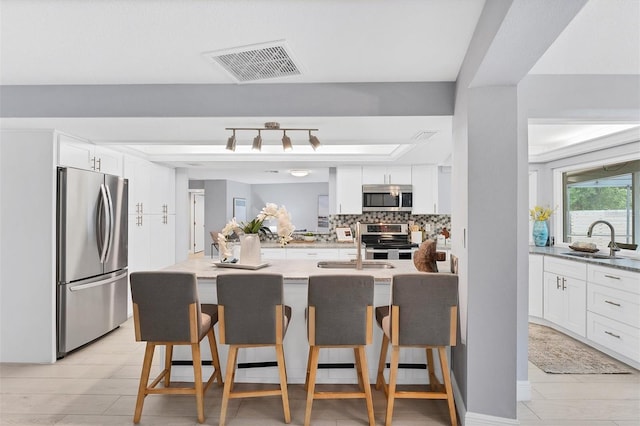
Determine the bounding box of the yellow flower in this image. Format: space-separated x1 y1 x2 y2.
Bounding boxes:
529 205 555 221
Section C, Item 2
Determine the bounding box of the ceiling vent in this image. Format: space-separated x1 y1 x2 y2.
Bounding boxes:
204 40 302 83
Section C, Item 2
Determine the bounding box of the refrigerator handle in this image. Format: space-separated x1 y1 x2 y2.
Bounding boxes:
98 184 112 263
68 270 127 291
105 183 115 261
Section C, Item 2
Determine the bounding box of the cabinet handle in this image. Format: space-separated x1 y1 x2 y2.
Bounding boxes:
91 156 96 170
604 300 621 307
556 276 561 289
562 277 566 290
604 274 621 280
96 157 101 171
140 203 143 214
604 330 621 339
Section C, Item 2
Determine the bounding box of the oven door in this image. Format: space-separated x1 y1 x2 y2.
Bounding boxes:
365 248 414 260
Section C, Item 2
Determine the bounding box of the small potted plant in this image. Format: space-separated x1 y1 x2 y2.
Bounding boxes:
303 232 316 242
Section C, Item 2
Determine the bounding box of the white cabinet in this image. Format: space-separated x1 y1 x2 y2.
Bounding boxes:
411 165 438 214
261 248 287 260
124 155 151 215
335 167 362 214
586 265 640 363
543 257 587 337
58 134 122 176
340 247 357 260
148 214 176 270
529 254 543 317
362 166 411 185
149 164 176 215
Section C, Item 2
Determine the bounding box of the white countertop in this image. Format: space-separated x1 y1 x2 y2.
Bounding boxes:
163 257 431 283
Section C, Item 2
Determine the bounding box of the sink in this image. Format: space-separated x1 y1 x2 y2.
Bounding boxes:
562 252 615 260
317 261 395 269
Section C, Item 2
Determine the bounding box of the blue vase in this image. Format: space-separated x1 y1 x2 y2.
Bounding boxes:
532 220 548 247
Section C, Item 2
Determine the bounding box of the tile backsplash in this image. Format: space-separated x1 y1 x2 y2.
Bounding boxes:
325 213 451 242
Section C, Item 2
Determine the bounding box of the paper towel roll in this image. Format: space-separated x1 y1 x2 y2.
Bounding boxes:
411 231 423 244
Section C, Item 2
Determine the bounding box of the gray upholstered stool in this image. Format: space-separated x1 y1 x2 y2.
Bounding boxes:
304 275 375 426
129 271 223 424
375 273 459 426
216 273 292 426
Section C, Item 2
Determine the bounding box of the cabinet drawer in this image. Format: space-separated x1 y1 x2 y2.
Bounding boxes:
544 256 587 280
587 311 640 363
588 283 640 328
588 265 640 295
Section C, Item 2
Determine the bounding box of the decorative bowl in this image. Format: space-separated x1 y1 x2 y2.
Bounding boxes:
303 235 316 242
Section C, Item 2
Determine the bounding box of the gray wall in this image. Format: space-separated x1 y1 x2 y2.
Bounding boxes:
251 183 329 232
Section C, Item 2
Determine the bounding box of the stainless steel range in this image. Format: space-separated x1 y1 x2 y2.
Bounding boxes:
361 223 418 260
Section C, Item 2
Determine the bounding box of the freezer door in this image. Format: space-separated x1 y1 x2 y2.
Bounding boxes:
103 174 128 273
57 269 128 357
57 167 104 283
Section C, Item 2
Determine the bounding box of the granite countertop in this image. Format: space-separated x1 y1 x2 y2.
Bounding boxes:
530 246 640 272
261 241 358 249
163 258 427 283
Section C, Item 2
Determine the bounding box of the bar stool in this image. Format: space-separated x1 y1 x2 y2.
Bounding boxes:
129 271 223 424
216 273 292 426
375 273 459 426
304 275 376 426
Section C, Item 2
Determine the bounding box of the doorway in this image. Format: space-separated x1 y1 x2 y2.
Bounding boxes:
190 191 205 254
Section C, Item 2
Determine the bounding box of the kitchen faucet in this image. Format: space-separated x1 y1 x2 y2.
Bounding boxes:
355 221 363 270
586 220 619 257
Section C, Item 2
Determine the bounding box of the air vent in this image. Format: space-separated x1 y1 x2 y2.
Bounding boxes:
204 40 302 83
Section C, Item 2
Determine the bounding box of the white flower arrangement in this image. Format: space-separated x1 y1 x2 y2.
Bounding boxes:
218 203 295 259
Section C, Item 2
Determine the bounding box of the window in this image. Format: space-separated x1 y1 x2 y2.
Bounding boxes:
563 160 639 246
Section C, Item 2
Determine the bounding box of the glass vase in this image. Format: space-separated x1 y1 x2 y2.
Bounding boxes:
239 234 262 265
532 220 548 247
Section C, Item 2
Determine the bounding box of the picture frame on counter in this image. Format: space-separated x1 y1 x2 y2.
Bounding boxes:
336 227 353 242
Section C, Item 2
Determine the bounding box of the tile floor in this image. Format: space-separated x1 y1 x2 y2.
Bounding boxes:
1 318 638 426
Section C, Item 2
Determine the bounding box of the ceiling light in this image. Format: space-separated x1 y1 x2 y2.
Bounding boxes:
282 131 293 152
290 169 309 177
309 131 321 150
252 130 262 151
225 122 319 152
225 130 236 151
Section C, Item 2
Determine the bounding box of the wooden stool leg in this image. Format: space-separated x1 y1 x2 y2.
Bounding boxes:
207 328 223 386
376 333 389 391
276 343 291 424
384 345 400 426
192 342 205 423
219 345 238 426
304 346 312 391
164 344 173 387
426 346 440 390
354 347 364 391
134 343 155 424
439 347 457 426
304 346 320 426
357 346 375 426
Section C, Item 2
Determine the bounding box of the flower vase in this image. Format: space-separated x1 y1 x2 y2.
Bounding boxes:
239 234 262 265
532 220 548 247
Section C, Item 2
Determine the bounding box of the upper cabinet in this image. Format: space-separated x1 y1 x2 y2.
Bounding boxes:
411 165 438 214
57 133 123 176
149 163 176 215
361 166 412 185
334 166 362 214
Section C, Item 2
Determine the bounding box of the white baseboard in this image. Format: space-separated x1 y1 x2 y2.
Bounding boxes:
451 374 521 425
517 380 531 401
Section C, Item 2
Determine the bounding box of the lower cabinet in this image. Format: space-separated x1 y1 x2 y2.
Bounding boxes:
529 254 543 317
543 257 587 337
285 248 341 260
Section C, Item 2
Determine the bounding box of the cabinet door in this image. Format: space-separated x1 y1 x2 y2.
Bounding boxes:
411 165 438 214
261 248 286 260
58 134 93 170
286 248 340 260
335 167 362 214
128 214 150 272
564 276 586 336
93 146 123 176
124 156 151 215
339 247 357 260
543 272 565 326
529 255 543 317
386 166 411 184
148 214 176 270
149 164 176 215
361 166 386 184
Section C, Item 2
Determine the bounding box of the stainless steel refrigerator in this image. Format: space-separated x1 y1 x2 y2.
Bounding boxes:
56 167 128 358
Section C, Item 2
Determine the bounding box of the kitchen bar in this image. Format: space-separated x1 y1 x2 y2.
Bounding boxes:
162 257 452 385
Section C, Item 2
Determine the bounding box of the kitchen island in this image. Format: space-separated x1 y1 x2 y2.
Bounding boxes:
163 257 450 384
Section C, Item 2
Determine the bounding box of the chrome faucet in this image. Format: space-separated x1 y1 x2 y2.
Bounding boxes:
586 220 619 257
355 221 363 270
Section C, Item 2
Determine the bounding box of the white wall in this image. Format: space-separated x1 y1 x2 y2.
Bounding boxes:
1 130 57 363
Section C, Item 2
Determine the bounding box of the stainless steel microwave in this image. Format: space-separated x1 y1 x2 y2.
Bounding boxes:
362 184 413 212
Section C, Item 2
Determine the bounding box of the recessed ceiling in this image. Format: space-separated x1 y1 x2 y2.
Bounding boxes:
1 0 638 183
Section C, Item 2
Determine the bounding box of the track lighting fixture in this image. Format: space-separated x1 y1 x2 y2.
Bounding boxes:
252 130 262 151
282 131 292 152
225 130 236 152
225 122 320 151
